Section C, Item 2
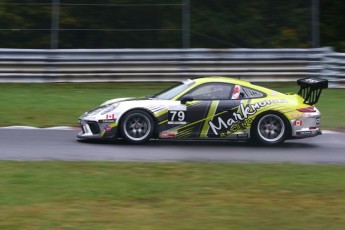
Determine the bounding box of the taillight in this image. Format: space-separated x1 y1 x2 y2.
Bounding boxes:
296 106 316 113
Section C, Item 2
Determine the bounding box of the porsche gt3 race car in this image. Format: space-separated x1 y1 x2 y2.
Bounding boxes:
78 76 328 145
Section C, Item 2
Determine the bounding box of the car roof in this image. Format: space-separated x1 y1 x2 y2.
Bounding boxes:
192 76 254 87
190 76 276 95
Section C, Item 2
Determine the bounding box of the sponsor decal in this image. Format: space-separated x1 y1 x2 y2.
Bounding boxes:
209 99 287 136
237 133 248 138
294 120 303 126
104 119 116 123
304 78 319 83
291 114 312 118
216 119 253 138
106 114 115 119
291 114 301 118
98 119 116 123
103 125 112 131
300 131 312 135
159 131 177 138
168 110 186 125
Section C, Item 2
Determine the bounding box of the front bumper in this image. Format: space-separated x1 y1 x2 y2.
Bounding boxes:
77 119 118 139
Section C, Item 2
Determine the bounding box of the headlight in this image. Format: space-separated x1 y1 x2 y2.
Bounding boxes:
101 103 119 115
87 107 103 115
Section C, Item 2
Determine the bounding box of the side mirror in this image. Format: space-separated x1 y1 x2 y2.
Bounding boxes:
181 95 193 104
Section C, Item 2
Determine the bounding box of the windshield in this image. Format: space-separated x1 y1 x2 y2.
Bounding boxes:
153 79 195 100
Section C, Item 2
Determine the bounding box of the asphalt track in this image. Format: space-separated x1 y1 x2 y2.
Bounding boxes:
0 128 344 164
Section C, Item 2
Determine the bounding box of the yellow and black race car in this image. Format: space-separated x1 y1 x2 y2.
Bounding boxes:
78 76 328 145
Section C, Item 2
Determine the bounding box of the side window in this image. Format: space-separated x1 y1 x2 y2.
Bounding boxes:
186 83 233 100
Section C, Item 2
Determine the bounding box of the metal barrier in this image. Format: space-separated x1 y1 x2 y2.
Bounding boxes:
0 47 343 87
322 52 345 88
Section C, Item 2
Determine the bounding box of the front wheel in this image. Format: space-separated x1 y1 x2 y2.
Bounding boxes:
120 110 154 144
251 113 288 145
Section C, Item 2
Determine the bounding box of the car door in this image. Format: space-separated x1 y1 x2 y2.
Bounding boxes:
205 84 267 139
176 82 239 139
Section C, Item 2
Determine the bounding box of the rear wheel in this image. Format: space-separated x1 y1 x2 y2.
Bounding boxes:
120 110 154 144
251 113 288 145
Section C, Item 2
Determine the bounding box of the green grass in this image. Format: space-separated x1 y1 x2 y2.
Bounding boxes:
0 82 344 129
0 82 174 127
0 162 345 230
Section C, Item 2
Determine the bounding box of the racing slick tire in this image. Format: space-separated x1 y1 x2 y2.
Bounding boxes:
120 110 155 144
251 112 289 145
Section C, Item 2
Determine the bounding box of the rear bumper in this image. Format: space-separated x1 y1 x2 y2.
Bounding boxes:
289 109 323 139
290 129 322 139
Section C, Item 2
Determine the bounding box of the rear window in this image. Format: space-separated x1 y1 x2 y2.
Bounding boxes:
242 87 265 98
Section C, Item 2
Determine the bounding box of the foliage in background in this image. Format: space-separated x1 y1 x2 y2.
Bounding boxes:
0 0 344 50
191 0 310 48
320 0 345 51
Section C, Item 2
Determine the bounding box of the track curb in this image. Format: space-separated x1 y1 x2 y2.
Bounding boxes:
0 126 79 130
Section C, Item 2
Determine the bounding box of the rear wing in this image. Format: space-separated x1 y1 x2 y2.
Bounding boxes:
297 77 328 105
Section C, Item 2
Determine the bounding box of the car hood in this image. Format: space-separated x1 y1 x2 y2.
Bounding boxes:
100 97 136 106
80 97 179 120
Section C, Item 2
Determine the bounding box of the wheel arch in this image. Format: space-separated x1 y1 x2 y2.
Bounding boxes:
250 110 292 143
117 107 159 139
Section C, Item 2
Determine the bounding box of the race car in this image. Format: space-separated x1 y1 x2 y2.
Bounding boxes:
77 76 328 145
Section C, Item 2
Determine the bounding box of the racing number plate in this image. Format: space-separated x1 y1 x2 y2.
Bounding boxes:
168 110 186 124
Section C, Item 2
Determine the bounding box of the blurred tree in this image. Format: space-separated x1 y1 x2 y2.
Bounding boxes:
58 0 182 48
190 0 310 48
0 0 51 48
0 0 343 50
320 0 345 51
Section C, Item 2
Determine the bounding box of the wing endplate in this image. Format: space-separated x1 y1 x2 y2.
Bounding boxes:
297 77 328 105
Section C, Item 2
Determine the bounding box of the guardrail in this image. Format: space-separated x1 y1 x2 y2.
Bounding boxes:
322 52 345 87
0 47 343 87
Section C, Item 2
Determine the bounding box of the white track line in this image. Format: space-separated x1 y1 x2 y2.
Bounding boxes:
0 126 78 130
322 130 343 134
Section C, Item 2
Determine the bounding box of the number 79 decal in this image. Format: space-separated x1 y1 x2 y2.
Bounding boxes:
168 110 186 124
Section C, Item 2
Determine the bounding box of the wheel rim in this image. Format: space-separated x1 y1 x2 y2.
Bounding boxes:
123 113 151 141
257 114 285 142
